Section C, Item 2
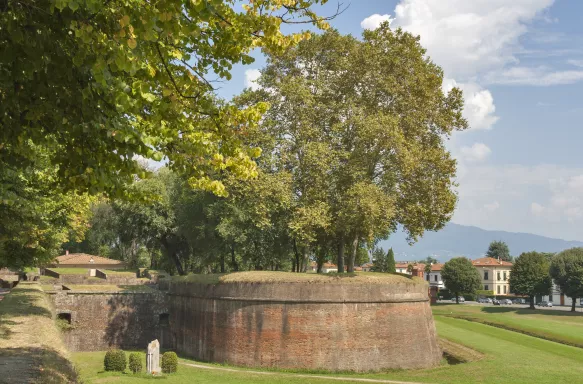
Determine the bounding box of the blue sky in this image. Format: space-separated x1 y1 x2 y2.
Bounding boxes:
216 0 583 241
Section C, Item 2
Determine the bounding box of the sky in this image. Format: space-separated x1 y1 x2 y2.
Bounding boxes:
215 0 583 241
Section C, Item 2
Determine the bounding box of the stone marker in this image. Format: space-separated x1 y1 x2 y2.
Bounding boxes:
146 339 160 374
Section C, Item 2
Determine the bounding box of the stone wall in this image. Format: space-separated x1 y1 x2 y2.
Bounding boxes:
168 278 442 372
48 290 170 352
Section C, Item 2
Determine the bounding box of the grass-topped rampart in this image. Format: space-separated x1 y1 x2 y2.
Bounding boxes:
0 282 77 383
172 271 425 285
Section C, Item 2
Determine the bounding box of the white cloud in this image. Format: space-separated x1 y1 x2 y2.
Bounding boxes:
444 79 499 130
487 66 583 86
567 59 583 68
459 143 491 163
244 69 261 91
531 202 545 216
484 201 500 212
360 14 393 30
391 0 555 79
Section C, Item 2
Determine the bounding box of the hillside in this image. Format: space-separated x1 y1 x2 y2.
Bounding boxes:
378 223 583 262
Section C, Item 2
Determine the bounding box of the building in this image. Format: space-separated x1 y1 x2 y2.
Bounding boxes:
472 257 512 295
49 252 126 270
361 263 373 272
541 283 581 307
321 263 338 273
426 263 445 289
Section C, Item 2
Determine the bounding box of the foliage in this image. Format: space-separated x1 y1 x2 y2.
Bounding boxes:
486 241 512 262
509 252 552 309
550 248 583 311
0 147 92 269
236 25 466 272
372 247 396 273
386 248 396 274
0 0 334 199
128 352 142 374
161 351 178 373
419 256 438 265
441 257 481 303
104 349 127 372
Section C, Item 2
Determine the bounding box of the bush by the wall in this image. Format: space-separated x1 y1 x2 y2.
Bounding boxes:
161 351 178 373
104 349 127 372
128 352 142 374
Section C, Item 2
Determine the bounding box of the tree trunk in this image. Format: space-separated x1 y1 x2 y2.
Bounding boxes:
293 239 301 273
347 235 358 273
455 292 459 304
160 235 185 275
230 245 239 272
291 257 296 273
529 295 535 309
220 253 225 273
317 260 323 274
301 246 309 273
572 296 577 312
337 236 345 274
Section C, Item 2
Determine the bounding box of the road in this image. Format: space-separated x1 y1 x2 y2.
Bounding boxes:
452 300 583 313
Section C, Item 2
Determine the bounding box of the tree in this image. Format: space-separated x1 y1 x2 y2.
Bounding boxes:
550 248 583 312
424 263 432 279
509 252 552 310
486 241 512 262
237 26 466 273
441 257 481 304
386 248 396 273
419 256 438 265
1 0 333 197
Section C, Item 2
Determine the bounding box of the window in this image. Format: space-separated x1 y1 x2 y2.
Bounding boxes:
497 286 501 294
503 272 507 281
549 294 553 302
503 285 507 294
484 271 489 280
426 274 430 281
484 285 489 291
434 275 438 282
497 272 501 281
57 313 71 324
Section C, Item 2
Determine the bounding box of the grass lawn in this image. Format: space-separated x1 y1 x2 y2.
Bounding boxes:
63 284 154 292
47 268 89 275
73 315 583 384
432 303 583 347
102 269 138 276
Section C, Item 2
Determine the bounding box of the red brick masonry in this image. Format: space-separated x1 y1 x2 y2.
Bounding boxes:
169 280 442 372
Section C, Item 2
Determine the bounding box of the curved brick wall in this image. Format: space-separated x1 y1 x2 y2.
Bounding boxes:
168 274 442 372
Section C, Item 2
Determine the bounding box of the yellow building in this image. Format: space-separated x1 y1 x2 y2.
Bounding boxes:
472 257 513 295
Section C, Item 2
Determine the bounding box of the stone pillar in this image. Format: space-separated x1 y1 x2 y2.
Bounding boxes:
429 286 438 305
146 339 160 374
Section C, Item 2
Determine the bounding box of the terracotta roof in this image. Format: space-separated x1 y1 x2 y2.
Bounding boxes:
472 257 512 267
354 267 363 271
431 263 444 271
55 253 123 265
322 263 337 268
361 263 373 268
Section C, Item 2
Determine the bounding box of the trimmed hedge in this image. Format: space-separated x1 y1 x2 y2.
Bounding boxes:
161 351 178 373
128 352 142 374
104 349 127 372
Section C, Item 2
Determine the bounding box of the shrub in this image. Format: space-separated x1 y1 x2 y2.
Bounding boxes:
104 349 127 372
161 351 178 373
128 352 142 374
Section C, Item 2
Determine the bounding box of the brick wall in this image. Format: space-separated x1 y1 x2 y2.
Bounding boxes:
48 291 170 352
168 280 442 372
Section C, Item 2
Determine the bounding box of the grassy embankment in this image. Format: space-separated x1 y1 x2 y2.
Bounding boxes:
72 311 583 384
433 303 583 348
0 282 77 383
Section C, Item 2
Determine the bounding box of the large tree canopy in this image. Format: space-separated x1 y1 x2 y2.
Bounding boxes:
509 252 552 309
441 257 481 303
550 248 583 312
486 241 512 262
1 0 332 197
236 26 466 272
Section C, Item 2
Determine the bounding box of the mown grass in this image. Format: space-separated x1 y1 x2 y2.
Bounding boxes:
432 303 583 348
173 271 424 285
47 268 89 275
101 269 138 276
73 314 583 384
0 282 77 383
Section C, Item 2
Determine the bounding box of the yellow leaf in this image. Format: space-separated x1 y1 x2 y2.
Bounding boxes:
120 15 130 27
127 38 137 49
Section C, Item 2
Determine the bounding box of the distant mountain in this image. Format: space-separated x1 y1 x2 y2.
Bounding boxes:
377 223 583 262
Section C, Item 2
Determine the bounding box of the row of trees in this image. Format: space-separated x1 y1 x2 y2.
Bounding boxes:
2 5 469 272
442 248 583 311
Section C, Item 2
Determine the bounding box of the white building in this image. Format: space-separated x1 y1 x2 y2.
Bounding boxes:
426 263 445 289
541 283 582 307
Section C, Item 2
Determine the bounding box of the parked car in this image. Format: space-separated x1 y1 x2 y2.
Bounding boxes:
513 298 526 304
451 297 465 303
493 299 500 305
500 299 513 305
537 301 553 307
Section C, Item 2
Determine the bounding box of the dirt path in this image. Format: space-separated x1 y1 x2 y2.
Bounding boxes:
179 361 430 384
